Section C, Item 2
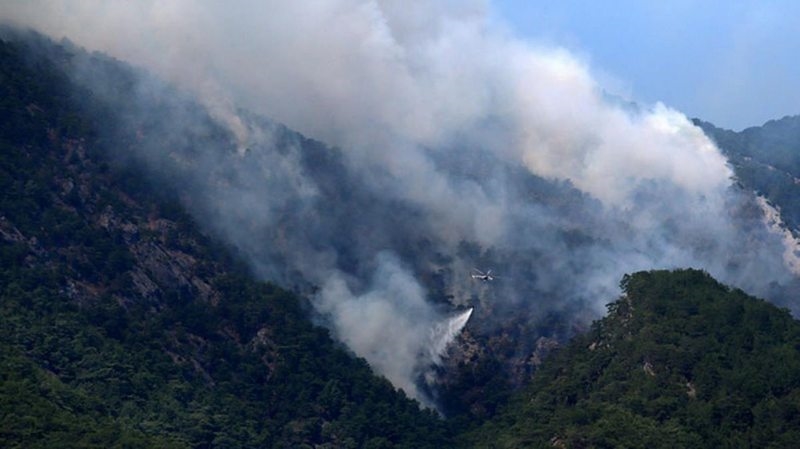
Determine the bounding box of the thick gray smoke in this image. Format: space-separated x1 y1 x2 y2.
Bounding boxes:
4 1 798 406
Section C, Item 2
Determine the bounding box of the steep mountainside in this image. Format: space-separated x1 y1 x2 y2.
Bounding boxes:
696 116 800 231
0 34 450 448
465 269 800 448
1 28 586 420
5 26 800 449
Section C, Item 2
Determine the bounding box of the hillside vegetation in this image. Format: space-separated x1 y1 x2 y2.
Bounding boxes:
4 28 800 449
0 34 450 448
465 269 800 448
696 116 800 231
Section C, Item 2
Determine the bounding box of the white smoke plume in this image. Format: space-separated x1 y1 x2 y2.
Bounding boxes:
0 1 731 205
3 1 797 406
315 253 436 402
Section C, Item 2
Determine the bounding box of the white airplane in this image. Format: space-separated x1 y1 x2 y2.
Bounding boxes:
471 268 497 282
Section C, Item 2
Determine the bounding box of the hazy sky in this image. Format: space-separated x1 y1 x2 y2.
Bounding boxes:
493 0 800 131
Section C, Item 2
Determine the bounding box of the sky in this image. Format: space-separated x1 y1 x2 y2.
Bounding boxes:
492 0 800 131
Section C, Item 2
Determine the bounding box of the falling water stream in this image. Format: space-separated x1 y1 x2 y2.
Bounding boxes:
429 308 473 365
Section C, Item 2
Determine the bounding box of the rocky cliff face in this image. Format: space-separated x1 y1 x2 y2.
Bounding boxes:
0 125 217 308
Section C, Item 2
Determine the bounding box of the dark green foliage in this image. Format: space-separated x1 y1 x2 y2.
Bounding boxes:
0 272 189 448
0 32 451 448
464 269 800 448
7 26 800 449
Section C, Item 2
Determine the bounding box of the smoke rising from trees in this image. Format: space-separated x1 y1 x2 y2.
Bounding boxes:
3 1 797 405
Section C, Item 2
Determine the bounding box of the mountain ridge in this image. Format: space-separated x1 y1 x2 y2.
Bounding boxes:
3 27 800 448
695 115 800 233
464 269 800 448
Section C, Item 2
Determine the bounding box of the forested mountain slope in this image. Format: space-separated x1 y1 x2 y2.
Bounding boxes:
0 27 588 422
464 269 800 448
0 34 450 448
5 26 800 449
696 116 800 231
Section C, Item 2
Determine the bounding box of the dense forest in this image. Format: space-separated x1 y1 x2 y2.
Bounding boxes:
465 269 800 448
0 33 450 448
3 29 800 448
